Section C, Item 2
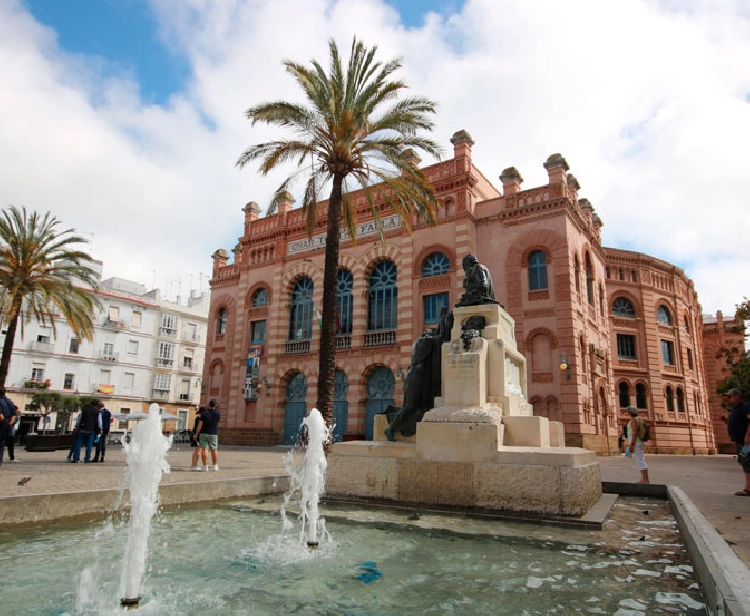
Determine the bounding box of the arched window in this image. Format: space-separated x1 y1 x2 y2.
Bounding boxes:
217 308 227 336
585 253 594 305
528 250 548 291
612 297 636 318
657 305 672 325
684 315 690 334
288 277 313 340
599 284 605 317
252 288 268 307
618 382 630 408
368 260 397 331
636 383 648 409
575 255 581 294
677 388 685 412
336 269 353 335
666 386 674 412
422 252 449 277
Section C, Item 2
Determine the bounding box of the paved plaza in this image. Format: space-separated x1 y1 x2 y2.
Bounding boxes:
1 445 749 570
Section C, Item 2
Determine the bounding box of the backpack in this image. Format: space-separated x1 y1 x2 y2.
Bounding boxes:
638 417 651 442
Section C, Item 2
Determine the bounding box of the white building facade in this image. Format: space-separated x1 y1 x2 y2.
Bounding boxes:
2 266 209 435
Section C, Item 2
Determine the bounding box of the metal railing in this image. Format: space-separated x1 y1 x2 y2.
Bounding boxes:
364 329 396 347
284 339 311 355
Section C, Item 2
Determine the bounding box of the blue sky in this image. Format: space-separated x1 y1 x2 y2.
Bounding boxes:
24 0 464 105
3 0 750 313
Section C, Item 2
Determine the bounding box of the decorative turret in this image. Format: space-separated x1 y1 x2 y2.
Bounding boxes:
543 153 569 187
566 173 580 200
276 191 295 216
211 248 229 274
450 130 474 171
243 201 261 235
402 148 422 169
500 166 523 196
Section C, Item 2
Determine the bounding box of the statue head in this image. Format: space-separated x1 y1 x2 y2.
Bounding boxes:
462 254 478 270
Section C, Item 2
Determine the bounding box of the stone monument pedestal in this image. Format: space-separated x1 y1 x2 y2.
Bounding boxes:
326 303 601 516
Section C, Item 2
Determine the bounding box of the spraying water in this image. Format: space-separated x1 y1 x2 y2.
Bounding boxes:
119 403 172 607
281 408 330 548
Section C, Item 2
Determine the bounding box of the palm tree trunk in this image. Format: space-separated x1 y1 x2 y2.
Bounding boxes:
0 313 19 388
317 174 344 450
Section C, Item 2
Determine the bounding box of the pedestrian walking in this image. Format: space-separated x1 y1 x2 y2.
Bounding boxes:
725 388 750 496
193 400 220 472
93 402 111 462
0 386 19 467
626 406 650 484
69 399 102 463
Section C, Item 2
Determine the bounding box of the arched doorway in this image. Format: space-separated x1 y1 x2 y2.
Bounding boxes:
365 366 395 440
283 372 308 445
332 369 348 443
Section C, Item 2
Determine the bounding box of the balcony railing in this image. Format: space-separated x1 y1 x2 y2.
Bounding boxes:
159 327 178 338
179 393 190 402
364 329 397 347
184 332 201 343
335 335 352 349
99 351 119 362
156 357 174 368
30 341 54 353
151 389 170 399
285 339 311 355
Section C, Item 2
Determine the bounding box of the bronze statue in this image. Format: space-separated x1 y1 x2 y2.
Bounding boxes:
383 307 452 441
456 254 499 307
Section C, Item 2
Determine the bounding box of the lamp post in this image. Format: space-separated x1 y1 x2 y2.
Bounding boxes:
559 352 571 381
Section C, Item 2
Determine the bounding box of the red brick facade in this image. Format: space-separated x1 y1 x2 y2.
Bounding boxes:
205 130 721 453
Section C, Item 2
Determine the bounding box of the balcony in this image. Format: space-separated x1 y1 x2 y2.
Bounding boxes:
151 389 170 399
364 329 397 347
183 331 201 344
103 319 125 330
159 327 178 338
30 341 54 353
99 351 119 362
336 335 352 349
156 357 174 368
179 393 190 402
285 339 311 355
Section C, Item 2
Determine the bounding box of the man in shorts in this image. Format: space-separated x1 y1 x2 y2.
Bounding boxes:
726 388 750 496
193 399 220 471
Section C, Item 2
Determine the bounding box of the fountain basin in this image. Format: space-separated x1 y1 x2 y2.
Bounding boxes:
0 496 706 614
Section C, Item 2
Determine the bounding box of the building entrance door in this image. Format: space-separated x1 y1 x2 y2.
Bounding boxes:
365 366 394 440
283 372 308 445
332 370 348 443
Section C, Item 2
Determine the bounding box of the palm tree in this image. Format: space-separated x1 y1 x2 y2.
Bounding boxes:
237 37 441 440
0 206 101 387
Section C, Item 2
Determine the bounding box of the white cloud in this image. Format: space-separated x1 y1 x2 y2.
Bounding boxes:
0 0 748 315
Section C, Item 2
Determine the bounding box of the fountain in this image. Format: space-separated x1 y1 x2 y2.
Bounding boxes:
119 403 172 608
280 408 329 549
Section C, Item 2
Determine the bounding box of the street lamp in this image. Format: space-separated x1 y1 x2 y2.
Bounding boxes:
560 352 571 381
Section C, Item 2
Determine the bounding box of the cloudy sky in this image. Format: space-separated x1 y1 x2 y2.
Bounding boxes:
1 0 748 316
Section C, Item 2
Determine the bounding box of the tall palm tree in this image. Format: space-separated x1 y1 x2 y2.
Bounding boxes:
237 37 441 440
0 206 101 387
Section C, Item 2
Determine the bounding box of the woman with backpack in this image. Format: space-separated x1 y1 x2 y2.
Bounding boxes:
626 406 650 484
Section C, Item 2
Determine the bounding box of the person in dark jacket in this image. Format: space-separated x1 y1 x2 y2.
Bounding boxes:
92 402 111 463
193 400 221 471
70 399 102 463
726 388 750 496
0 386 19 467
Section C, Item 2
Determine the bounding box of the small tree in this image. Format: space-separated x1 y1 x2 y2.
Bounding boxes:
716 298 749 399
30 391 62 434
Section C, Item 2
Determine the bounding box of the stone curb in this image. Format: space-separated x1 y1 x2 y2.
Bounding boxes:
0 475 290 526
668 485 750 616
